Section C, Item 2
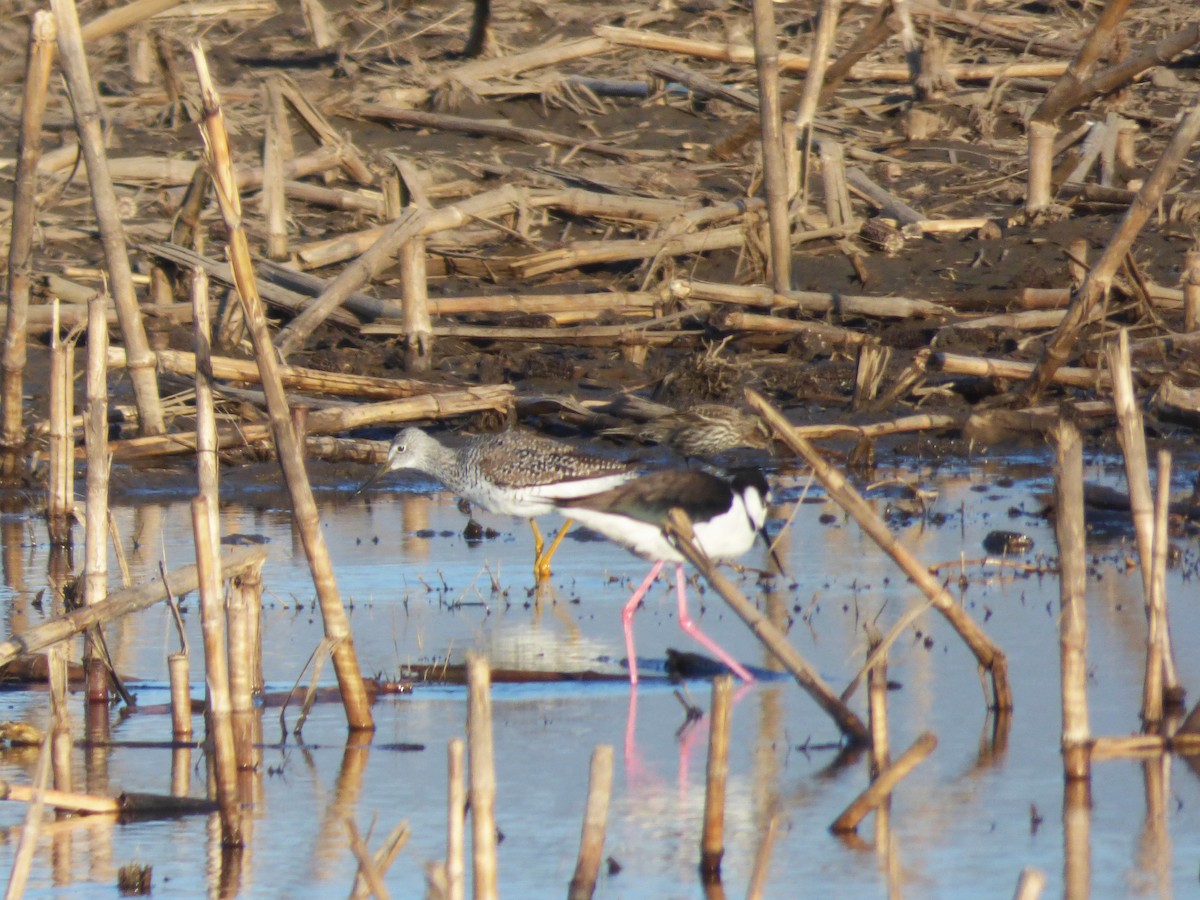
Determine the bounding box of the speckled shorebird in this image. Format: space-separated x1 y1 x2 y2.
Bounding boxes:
603 403 772 459
357 427 638 580
555 468 777 685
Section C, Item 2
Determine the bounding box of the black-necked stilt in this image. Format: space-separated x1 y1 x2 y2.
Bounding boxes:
357 426 638 579
555 468 776 684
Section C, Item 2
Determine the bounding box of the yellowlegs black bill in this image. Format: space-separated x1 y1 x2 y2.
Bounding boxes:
356 426 638 580
555 468 778 685
603 403 771 459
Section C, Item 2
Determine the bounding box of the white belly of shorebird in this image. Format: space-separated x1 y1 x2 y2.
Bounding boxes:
566 499 757 564
476 472 636 518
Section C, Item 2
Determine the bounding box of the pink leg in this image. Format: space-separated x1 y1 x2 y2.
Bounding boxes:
622 561 664 686
673 564 755 683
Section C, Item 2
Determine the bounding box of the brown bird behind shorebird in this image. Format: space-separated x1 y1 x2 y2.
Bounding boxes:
602 403 772 459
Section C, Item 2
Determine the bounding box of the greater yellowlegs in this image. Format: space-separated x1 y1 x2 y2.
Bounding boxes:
357 427 638 580
555 468 776 684
603 403 772 458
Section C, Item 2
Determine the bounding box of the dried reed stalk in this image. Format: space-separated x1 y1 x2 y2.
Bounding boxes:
46 310 74 546
672 277 947 318
846 167 925 225
866 631 890 778
747 388 1013 711
466 654 498 900
192 43 374 730
262 79 289 261
1185 245 1200 333
350 105 659 163
83 293 110 702
292 186 697 270
393 159 433 372
0 543 265 679
107 345 442 400
191 495 242 846
276 184 526 355
929 351 1108 389
427 292 659 317
0 777 121 815
663 508 869 744
567 744 614 900
446 738 466 900
168 652 193 740
5 737 52 897
699 675 732 881
1 12 56 475
349 822 411 900
1106 332 1180 704
817 140 853 228
50 0 165 436
749 0 792 290
596 24 1068 82
232 562 265 696
711 309 868 347
171 745 192 797
1142 450 1172 733
1013 867 1046 900
81 0 180 43
830 732 937 833
275 77 372 185
1020 99 1200 402
345 819 392 900
226 568 256 770
713 3 891 160
1053 420 1091 781
745 814 781 900
102 384 513 461
792 0 842 212
190 269 219 496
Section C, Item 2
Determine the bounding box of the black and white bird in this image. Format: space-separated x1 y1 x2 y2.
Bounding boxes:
555 468 776 684
356 427 638 580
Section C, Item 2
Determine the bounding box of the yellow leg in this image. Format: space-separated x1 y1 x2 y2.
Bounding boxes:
531 518 573 581
530 519 547 580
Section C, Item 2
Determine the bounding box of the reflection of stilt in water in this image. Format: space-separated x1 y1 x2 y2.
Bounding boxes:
623 680 753 798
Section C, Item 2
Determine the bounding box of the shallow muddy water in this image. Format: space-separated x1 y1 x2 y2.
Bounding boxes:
0 452 1199 897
